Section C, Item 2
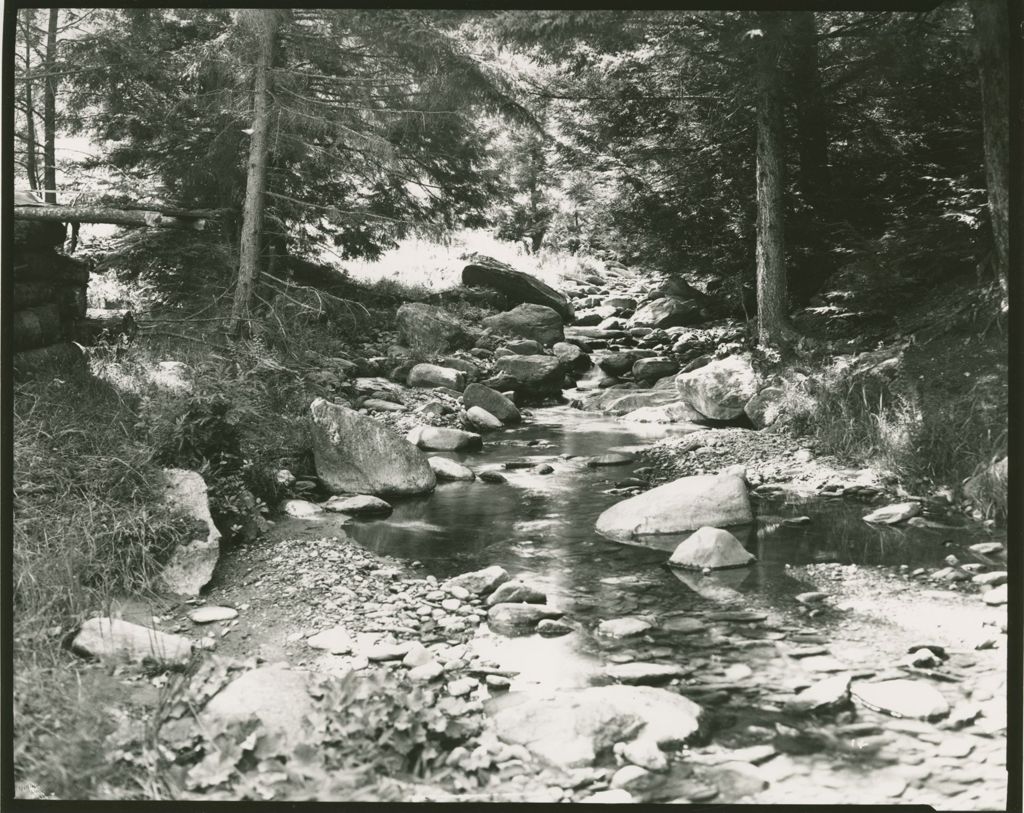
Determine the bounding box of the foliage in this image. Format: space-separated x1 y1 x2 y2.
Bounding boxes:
151 659 487 801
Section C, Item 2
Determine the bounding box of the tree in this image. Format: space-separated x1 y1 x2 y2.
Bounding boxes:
969 0 1009 311
19 8 40 190
230 9 282 337
753 13 789 347
43 8 59 203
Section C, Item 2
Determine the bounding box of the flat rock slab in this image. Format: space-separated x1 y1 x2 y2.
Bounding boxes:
785 674 852 712
486 580 547 606
487 603 563 631
604 662 690 685
321 495 392 515
72 617 192 665
188 606 238 624
282 499 324 518
597 617 654 638
445 565 510 596
586 452 637 467
491 685 703 768
660 616 707 634
851 678 950 720
862 502 921 524
306 625 355 654
201 664 316 746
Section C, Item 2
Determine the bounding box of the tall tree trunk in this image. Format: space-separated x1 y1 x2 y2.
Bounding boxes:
969 0 1009 312
43 8 58 203
230 10 281 338
754 13 789 347
21 9 40 190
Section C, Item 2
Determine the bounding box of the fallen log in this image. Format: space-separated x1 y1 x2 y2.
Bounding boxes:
71 311 138 345
14 205 207 231
13 304 64 350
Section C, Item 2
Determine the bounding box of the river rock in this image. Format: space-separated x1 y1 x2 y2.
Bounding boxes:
408 661 445 682
785 674 852 712
744 386 786 428
626 296 702 329
661 616 706 634
306 625 354 654
620 401 705 424
466 405 503 432
605 663 689 685
201 664 316 747
600 389 681 416
282 499 324 518
462 255 574 321
675 354 759 420
668 527 755 571
586 452 636 467
482 303 565 347
633 357 679 382
363 398 405 413
407 425 482 452
506 339 545 355
604 296 637 311
553 341 589 369
71 618 193 665
596 473 753 542
310 399 435 495
188 606 238 624
862 502 921 524
982 584 1007 605
322 494 392 516
396 303 472 354
597 617 653 638
158 468 222 596
486 580 547 606
537 618 575 637
494 354 565 394
428 456 476 482
445 565 510 595
491 685 703 768
851 679 950 720
597 352 643 377
488 603 563 630
407 363 466 391
462 382 521 424
479 470 507 483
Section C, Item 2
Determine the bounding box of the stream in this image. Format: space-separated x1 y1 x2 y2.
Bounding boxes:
258 390 1008 807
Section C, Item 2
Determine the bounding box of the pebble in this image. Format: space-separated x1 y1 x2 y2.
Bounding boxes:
441 598 462 611
401 642 432 667
448 585 470 600
408 661 444 682
306 625 354 655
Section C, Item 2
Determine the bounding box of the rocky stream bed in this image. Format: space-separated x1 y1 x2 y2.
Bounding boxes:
56 258 1008 806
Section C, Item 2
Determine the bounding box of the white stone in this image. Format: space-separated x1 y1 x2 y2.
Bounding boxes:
282 499 323 518
668 526 755 570
597 617 654 639
428 456 476 482
72 617 192 665
158 469 221 596
466 405 503 432
852 679 950 720
188 606 238 624
306 625 354 654
321 495 392 515
675 354 759 419
201 664 315 746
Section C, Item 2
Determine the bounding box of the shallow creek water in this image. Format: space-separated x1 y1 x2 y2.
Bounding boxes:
269 399 1008 807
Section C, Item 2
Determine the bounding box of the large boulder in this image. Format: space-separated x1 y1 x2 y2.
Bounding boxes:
428 456 476 482
596 473 753 542
744 386 785 428
407 425 482 451
482 303 565 347
462 255 574 321
600 390 681 416
395 303 472 355
201 664 317 747
494 355 565 396
552 341 590 371
466 405 503 432
310 398 435 495
597 352 644 377
619 402 706 425
675 354 759 420
491 685 704 768
462 383 521 424
407 363 466 391
626 297 703 330
667 527 755 570
159 469 222 596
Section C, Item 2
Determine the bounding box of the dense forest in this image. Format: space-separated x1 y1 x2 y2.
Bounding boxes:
10 5 1012 807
